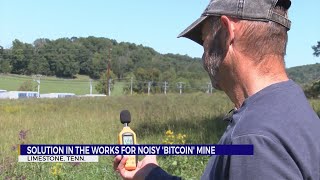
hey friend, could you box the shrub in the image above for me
[18,80,36,91]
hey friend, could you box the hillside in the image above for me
[0,37,211,94]
[0,37,208,80]
[287,63,320,85]
[1,36,319,92]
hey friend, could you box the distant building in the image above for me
[80,94,107,97]
[0,91,38,99]
[40,93,75,98]
[84,94,107,97]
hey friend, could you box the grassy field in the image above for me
[0,74,126,96]
[0,93,319,179]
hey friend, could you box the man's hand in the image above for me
[113,155,159,180]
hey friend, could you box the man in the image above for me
[114,0,320,179]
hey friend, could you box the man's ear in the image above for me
[220,16,235,45]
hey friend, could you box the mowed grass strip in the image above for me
[0,74,99,95]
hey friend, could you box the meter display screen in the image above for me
[123,135,134,145]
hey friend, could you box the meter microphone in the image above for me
[118,110,138,171]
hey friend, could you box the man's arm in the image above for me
[145,166,181,180]
[228,135,303,180]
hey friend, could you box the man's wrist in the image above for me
[145,165,181,180]
[142,164,159,179]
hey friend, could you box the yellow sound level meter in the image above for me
[118,110,138,171]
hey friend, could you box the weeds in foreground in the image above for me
[0,94,318,179]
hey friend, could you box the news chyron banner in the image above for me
[18,144,254,162]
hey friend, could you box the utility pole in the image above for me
[108,78,112,96]
[164,81,168,95]
[130,77,133,95]
[90,79,93,95]
[177,82,184,95]
[207,82,211,94]
[147,81,152,96]
[106,48,112,96]
[33,74,42,98]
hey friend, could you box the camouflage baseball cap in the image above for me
[178,0,291,45]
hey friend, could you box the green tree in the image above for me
[287,63,320,85]
[77,45,92,75]
[304,80,320,99]
[95,71,116,94]
[44,38,80,77]
[0,46,12,73]
[87,52,107,79]
[27,51,50,75]
[312,41,320,57]
[0,59,12,73]
[10,39,34,74]
[33,38,50,48]
[112,54,134,79]
[18,80,36,91]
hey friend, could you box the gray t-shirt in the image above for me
[202,80,320,180]
[146,80,320,180]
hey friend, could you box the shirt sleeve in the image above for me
[145,166,182,180]
[227,134,303,180]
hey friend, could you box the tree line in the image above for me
[1,37,319,96]
[0,37,210,93]
[304,41,320,98]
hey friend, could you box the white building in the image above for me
[0,89,7,93]
[78,94,107,97]
[40,93,75,98]
[0,91,38,99]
